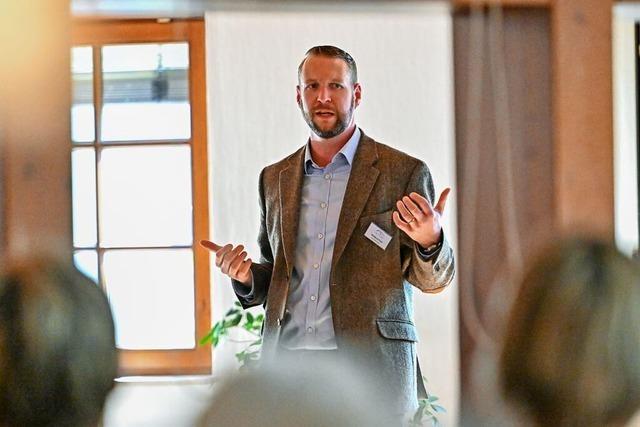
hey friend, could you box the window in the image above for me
[70,20,210,375]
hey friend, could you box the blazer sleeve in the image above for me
[400,160,455,293]
[231,168,274,308]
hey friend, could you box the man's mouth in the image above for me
[314,110,335,118]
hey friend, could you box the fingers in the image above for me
[396,199,415,224]
[408,192,433,215]
[434,188,451,214]
[220,245,245,274]
[200,240,222,252]
[214,244,233,267]
[236,258,253,283]
[399,195,425,222]
[228,251,250,278]
[392,211,412,233]
[202,240,252,282]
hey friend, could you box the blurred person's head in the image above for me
[0,258,117,427]
[500,238,640,427]
[199,353,391,427]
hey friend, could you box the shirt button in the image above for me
[320,202,327,209]
[317,233,324,239]
[324,173,331,180]
[307,327,313,333]
[313,263,319,269]
[310,295,317,301]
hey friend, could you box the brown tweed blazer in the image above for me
[233,131,455,414]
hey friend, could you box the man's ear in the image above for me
[353,83,362,108]
[296,85,302,106]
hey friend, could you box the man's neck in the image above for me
[309,123,357,168]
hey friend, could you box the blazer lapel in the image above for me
[279,146,305,278]
[331,134,380,268]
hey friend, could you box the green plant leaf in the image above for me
[432,404,446,414]
[199,328,214,346]
[224,313,242,328]
[224,306,241,317]
[199,302,266,369]
[411,404,426,424]
[248,338,262,347]
[235,351,247,363]
[211,322,227,347]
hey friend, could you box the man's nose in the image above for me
[316,86,331,103]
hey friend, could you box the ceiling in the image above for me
[71,0,441,18]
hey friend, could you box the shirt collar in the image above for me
[304,127,361,172]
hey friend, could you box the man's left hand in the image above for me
[392,188,451,248]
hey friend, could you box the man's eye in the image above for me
[306,83,318,90]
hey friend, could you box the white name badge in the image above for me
[364,222,392,250]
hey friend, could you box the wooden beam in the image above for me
[551,0,615,238]
[0,1,72,260]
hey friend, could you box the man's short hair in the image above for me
[297,45,358,85]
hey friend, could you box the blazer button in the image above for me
[331,283,337,287]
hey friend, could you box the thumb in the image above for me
[435,187,451,214]
[200,240,222,252]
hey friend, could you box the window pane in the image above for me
[74,250,99,284]
[101,43,191,142]
[71,46,95,143]
[72,148,98,247]
[103,249,195,349]
[98,145,193,247]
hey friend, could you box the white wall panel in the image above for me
[206,5,458,424]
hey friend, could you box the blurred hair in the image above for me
[297,45,358,85]
[198,353,391,427]
[500,238,640,427]
[0,258,117,427]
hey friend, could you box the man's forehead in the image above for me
[299,56,351,81]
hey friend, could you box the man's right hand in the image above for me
[200,240,253,287]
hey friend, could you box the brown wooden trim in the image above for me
[452,0,550,8]
[188,20,212,373]
[119,348,210,376]
[551,0,614,238]
[71,19,201,45]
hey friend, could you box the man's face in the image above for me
[296,55,361,139]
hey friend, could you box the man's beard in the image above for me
[300,101,355,139]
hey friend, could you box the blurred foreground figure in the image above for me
[501,239,640,427]
[0,258,118,427]
[198,353,392,427]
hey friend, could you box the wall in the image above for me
[205,3,459,424]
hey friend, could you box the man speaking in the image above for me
[202,45,455,417]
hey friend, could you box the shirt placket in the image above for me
[304,166,332,346]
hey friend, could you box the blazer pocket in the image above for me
[376,319,418,342]
[359,209,395,235]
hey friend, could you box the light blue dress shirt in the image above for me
[279,127,361,350]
